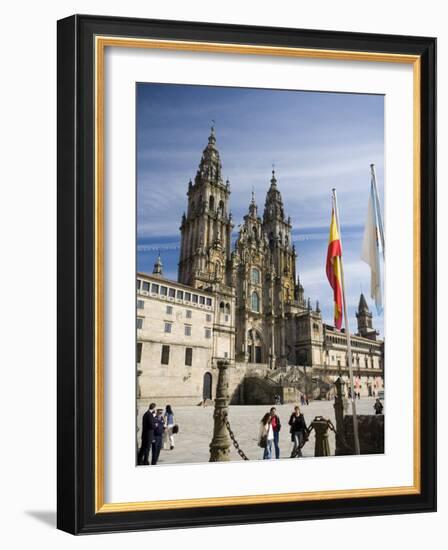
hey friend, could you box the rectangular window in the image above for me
[225,314,229,322]
[185,347,193,366]
[224,351,228,358]
[185,292,191,301]
[137,300,145,309]
[160,286,167,296]
[137,318,144,329]
[186,310,192,319]
[205,328,211,339]
[161,345,170,365]
[206,298,212,306]
[206,313,212,322]
[184,325,192,336]
[176,290,184,300]
[192,294,198,303]
[168,288,176,298]
[136,342,142,363]
[199,296,205,305]
[151,283,159,294]
[164,322,172,333]
[142,281,150,292]
[166,305,173,315]
[137,280,141,289]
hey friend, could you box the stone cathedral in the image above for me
[136,127,384,405]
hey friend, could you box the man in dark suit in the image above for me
[137,402,156,465]
[151,408,165,465]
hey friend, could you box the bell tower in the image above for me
[262,170,297,366]
[356,293,377,340]
[263,170,297,295]
[178,126,233,288]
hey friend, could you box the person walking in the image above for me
[151,408,165,465]
[269,407,282,459]
[137,402,156,465]
[374,398,384,415]
[288,405,308,458]
[259,412,274,459]
[163,404,175,450]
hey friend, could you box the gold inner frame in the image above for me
[94,36,421,514]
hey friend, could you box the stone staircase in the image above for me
[266,366,335,400]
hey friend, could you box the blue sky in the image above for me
[137,83,384,336]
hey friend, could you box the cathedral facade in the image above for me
[136,127,384,405]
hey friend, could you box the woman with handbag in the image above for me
[163,404,176,450]
[258,412,274,459]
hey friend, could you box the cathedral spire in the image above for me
[264,168,286,223]
[248,187,258,217]
[194,124,224,187]
[152,252,163,277]
[295,274,305,304]
[358,293,370,313]
[356,293,377,339]
[208,121,216,145]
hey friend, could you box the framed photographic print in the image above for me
[57,15,436,534]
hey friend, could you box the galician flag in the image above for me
[326,205,343,329]
[361,165,385,315]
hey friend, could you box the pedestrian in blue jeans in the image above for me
[269,407,282,459]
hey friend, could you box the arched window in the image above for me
[219,301,225,312]
[225,303,231,314]
[251,267,260,284]
[251,292,260,312]
[218,200,225,215]
[209,195,215,211]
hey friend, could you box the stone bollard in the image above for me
[209,360,232,462]
[333,376,350,455]
[311,416,331,457]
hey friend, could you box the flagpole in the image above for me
[332,188,361,455]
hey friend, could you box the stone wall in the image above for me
[337,414,384,455]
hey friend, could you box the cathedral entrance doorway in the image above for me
[248,329,263,364]
[203,372,212,400]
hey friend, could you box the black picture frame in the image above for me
[57,14,436,534]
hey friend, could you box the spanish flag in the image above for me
[326,206,343,329]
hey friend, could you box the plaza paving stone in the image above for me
[137,397,383,466]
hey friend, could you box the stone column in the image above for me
[209,361,232,462]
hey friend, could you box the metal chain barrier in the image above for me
[221,412,250,461]
[290,425,313,458]
[290,417,338,458]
